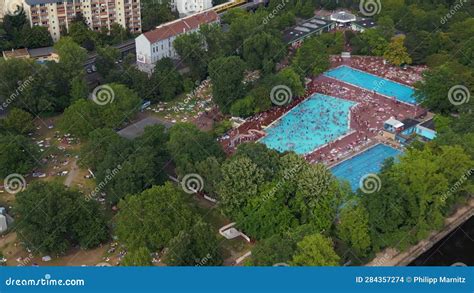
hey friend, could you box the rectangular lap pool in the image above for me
[324,65,417,104]
[260,93,355,154]
[331,144,402,191]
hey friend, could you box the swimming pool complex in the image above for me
[260,93,355,154]
[331,144,402,191]
[324,65,417,105]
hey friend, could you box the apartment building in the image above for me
[23,0,142,41]
[135,10,219,73]
[171,0,213,17]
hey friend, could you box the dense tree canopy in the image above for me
[116,183,193,252]
[15,181,108,255]
[167,123,225,176]
[208,56,247,113]
[291,234,340,266]
[0,134,39,178]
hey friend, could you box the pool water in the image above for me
[324,65,417,104]
[331,144,402,191]
[260,93,355,154]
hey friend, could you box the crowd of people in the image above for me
[220,56,426,165]
[339,56,427,86]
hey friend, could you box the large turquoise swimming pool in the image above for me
[260,93,355,154]
[331,144,402,191]
[324,66,417,104]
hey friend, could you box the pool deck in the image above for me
[324,65,417,106]
[220,55,427,166]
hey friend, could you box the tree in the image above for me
[275,67,305,97]
[148,58,183,101]
[291,37,330,80]
[243,32,285,73]
[95,46,119,77]
[350,29,388,56]
[140,1,176,31]
[383,36,412,66]
[195,156,223,199]
[375,16,395,40]
[54,37,87,78]
[60,83,141,138]
[167,123,224,175]
[290,234,340,266]
[0,134,39,177]
[174,32,208,80]
[1,108,34,134]
[234,143,280,181]
[337,203,371,257]
[98,83,141,128]
[292,163,340,230]
[164,218,223,266]
[0,58,58,113]
[115,183,193,252]
[236,187,297,240]
[122,247,152,266]
[200,23,230,59]
[414,62,473,114]
[20,26,53,48]
[59,99,101,138]
[15,181,108,255]
[218,156,264,218]
[80,128,123,169]
[317,31,345,54]
[68,18,96,51]
[208,56,246,113]
[249,234,295,266]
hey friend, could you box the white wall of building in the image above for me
[176,0,212,16]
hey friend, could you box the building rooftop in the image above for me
[142,11,219,44]
[330,11,357,23]
[2,48,30,59]
[401,118,419,130]
[420,119,436,131]
[385,117,404,129]
[282,16,335,44]
[28,46,55,58]
[353,18,377,29]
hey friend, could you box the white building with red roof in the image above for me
[135,10,219,73]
